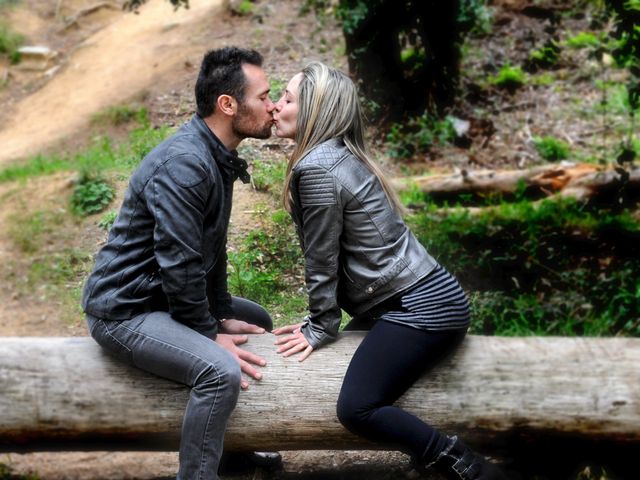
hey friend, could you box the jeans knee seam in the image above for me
[198,378,221,480]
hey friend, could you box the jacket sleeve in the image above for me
[294,164,344,349]
[206,245,234,319]
[148,153,218,338]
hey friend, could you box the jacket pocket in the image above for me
[364,259,407,295]
[342,264,359,286]
[131,270,161,297]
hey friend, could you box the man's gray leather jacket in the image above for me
[82,115,249,338]
[289,138,438,348]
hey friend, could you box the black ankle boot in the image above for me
[430,436,508,480]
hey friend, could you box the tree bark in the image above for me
[341,0,460,120]
[394,164,640,202]
[1,334,638,453]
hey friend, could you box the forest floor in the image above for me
[0,0,632,478]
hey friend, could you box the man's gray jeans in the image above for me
[87,311,240,480]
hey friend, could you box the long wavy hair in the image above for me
[282,62,403,213]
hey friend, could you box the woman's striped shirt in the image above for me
[380,264,471,331]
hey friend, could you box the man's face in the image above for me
[232,64,275,140]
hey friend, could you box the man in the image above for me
[82,47,277,479]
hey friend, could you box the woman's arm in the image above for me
[290,163,345,349]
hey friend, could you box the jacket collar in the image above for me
[189,114,251,184]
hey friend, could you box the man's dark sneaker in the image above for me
[218,451,283,475]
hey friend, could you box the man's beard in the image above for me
[232,102,272,140]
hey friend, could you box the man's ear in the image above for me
[216,94,237,116]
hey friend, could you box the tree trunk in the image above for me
[394,164,640,203]
[342,0,460,120]
[1,334,638,453]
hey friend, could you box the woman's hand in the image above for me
[273,323,314,362]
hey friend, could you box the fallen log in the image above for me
[394,163,640,202]
[0,335,638,453]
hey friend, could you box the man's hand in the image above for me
[215,333,266,389]
[273,323,314,362]
[220,319,266,335]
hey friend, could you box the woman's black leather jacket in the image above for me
[289,138,437,348]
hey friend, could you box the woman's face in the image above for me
[273,73,303,139]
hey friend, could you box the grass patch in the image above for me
[0,110,172,184]
[0,461,40,480]
[251,158,287,198]
[28,248,94,323]
[5,201,94,324]
[408,197,640,337]
[91,105,149,127]
[269,78,287,102]
[596,81,640,116]
[0,22,23,63]
[28,249,93,289]
[0,154,74,183]
[98,209,118,231]
[7,209,66,253]
[228,206,307,326]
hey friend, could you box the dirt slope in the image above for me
[0,0,223,165]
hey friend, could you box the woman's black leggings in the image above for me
[336,320,466,462]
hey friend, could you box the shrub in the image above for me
[527,40,561,70]
[489,65,526,91]
[71,174,115,216]
[458,0,493,36]
[386,113,456,158]
[534,135,570,161]
[227,250,278,304]
[0,22,23,64]
[565,31,601,49]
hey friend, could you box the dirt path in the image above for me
[0,0,223,165]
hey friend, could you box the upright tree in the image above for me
[336,0,462,122]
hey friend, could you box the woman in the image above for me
[271,62,506,480]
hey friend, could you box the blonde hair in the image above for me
[282,62,403,213]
